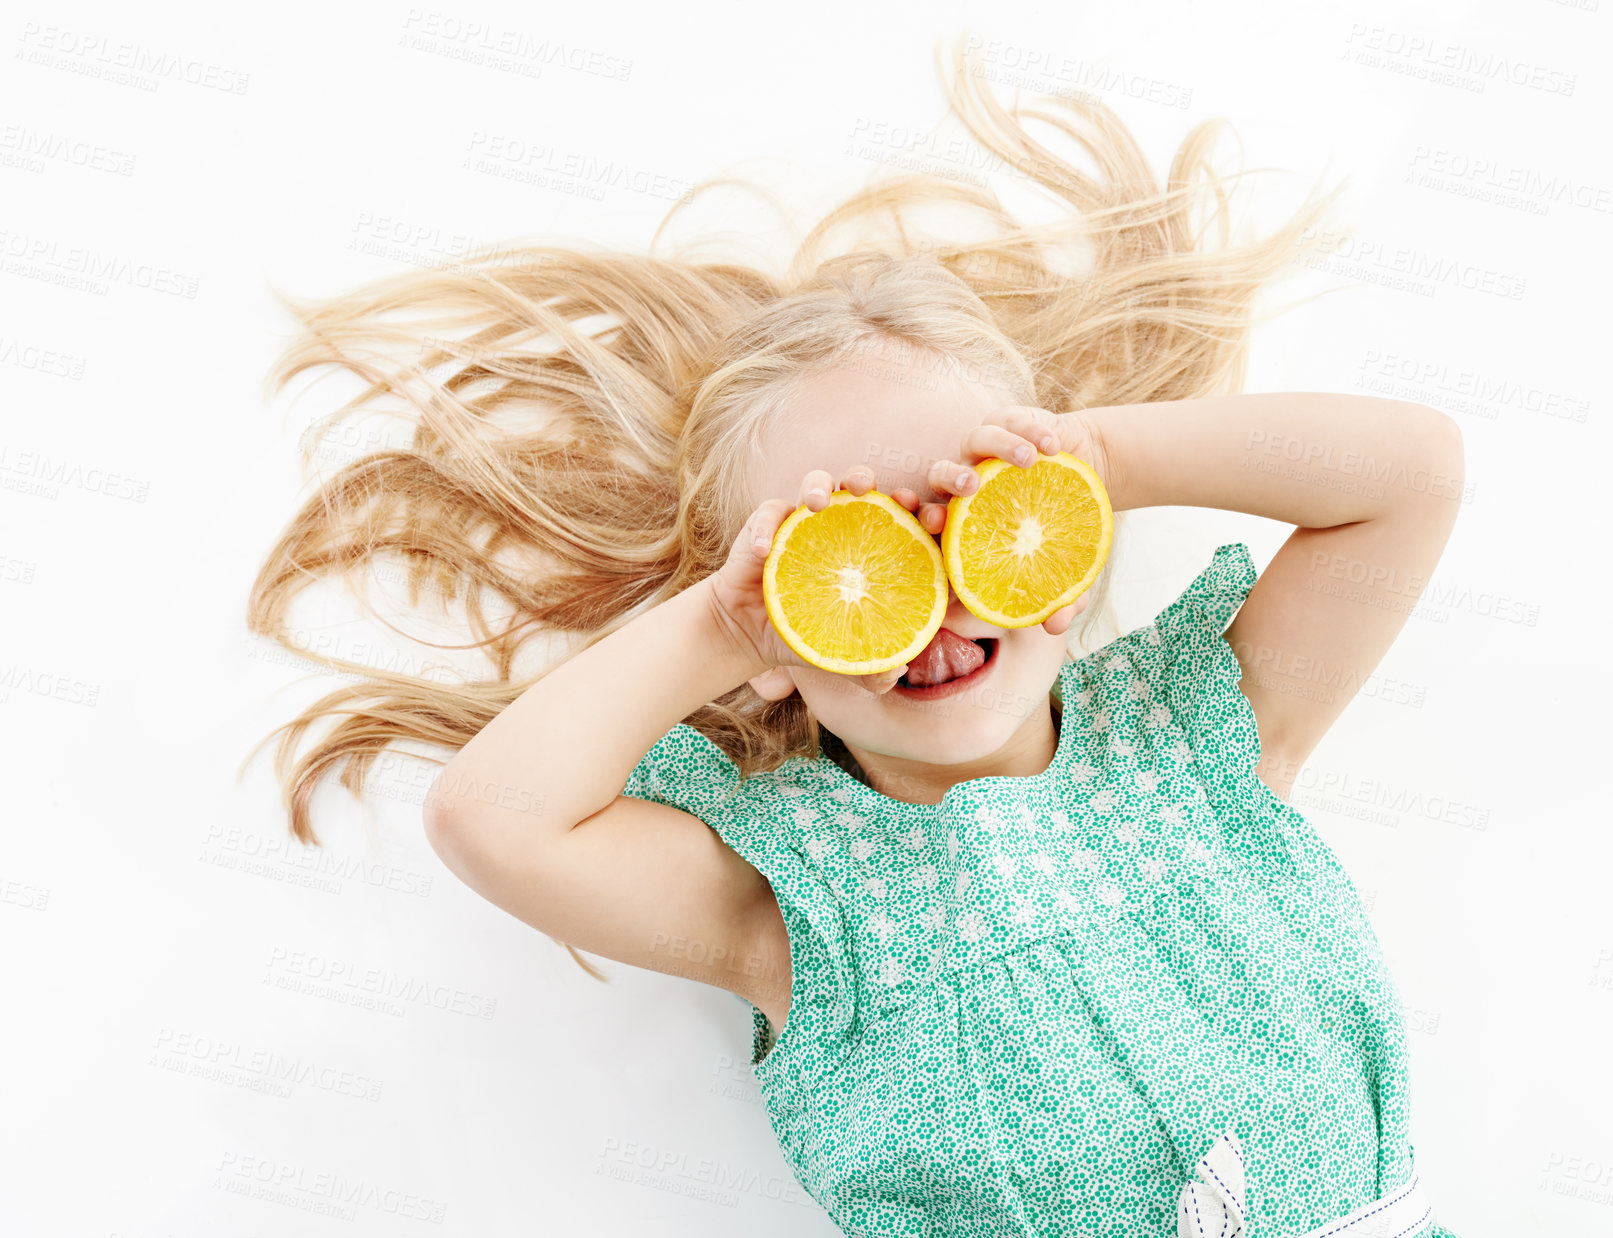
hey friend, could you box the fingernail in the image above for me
[1014,445,1034,465]
[956,471,972,490]
[1041,436,1058,453]
[753,537,769,553]
[807,487,825,502]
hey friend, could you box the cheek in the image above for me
[993,631,1071,701]
[790,667,881,727]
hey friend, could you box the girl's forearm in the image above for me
[1076,393,1464,526]
[426,576,768,839]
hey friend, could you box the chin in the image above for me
[835,700,1029,768]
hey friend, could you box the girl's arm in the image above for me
[1072,393,1465,801]
[423,574,796,1021]
[420,466,927,1030]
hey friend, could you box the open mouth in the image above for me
[893,633,999,700]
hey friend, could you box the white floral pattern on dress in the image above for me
[956,910,988,943]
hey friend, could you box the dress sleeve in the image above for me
[1124,542,1263,802]
[622,724,857,1091]
[621,721,744,820]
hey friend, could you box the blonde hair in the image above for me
[244,37,1343,976]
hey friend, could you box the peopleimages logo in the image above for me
[0,445,150,502]
[16,23,251,94]
[150,1027,385,1102]
[1294,227,1527,301]
[263,948,497,1020]
[0,124,137,175]
[213,1151,447,1223]
[398,12,633,83]
[0,229,200,299]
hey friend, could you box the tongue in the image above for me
[904,628,985,687]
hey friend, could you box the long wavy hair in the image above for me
[242,35,1345,976]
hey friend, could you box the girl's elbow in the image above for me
[422,776,467,863]
[1408,402,1465,473]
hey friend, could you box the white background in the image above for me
[3,0,1610,1235]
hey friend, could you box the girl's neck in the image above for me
[832,696,1062,807]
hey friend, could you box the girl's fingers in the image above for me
[797,465,876,512]
[839,464,877,496]
[798,468,835,510]
[797,408,1062,522]
[962,422,1043,468]
[925,430,1045,500]
[1041,592,1092,633]
[746,499,792,560]
[893,487,948,536]
[985,406,1063,456]
[856,665,907,695]
[1041,603,1077,635]
[926,456,979,498]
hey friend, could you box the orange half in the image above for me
[941,452,1113,628]
[762,491,948,675]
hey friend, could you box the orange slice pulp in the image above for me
[941,452,1113,628]
[762,491,948,675]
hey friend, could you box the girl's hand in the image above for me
[887,405,1112,637]
[704,464,916,697]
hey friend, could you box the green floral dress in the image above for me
[623,543,1457,1238]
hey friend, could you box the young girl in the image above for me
[248,40,1463,1238]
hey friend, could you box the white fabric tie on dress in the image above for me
[1177,1129,1436,1238]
